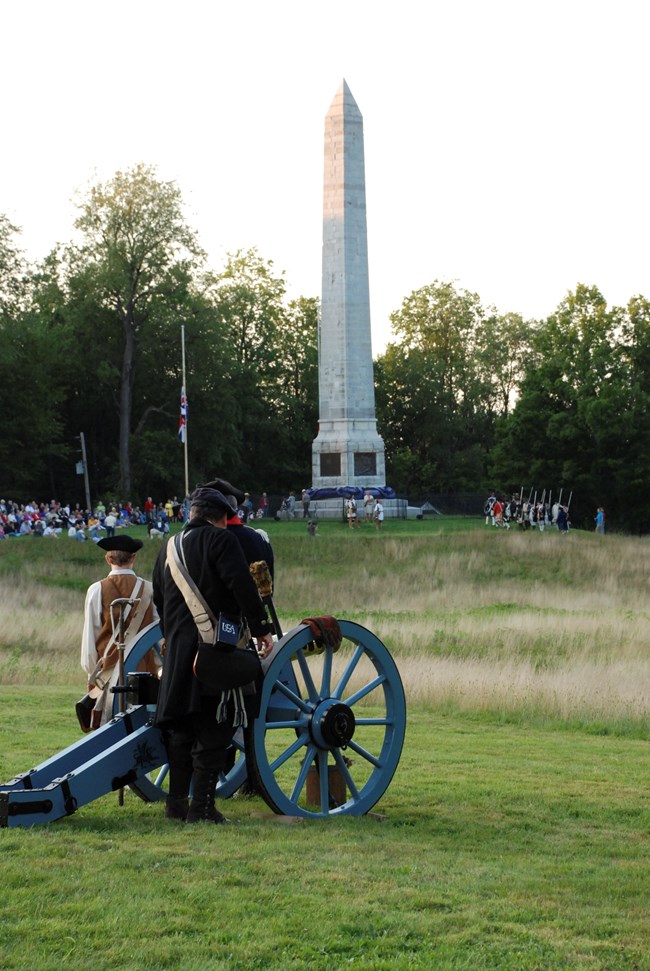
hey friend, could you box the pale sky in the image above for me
[2,1,649,354]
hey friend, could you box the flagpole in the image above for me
[181,325,189,499]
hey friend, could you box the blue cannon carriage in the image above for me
[1,619,406,827]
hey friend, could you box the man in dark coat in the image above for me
[201,476,276,793]
[203,476,275,581]
[153,487,273,824]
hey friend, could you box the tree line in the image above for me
[1,165,648,531]
[0,165,318,506]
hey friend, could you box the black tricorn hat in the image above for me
[189,487,232,519]
[202,477,245,505]
[97,535,143,554]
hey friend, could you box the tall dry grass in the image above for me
[397,654,650,723]
[0,576,85,683]
[275,525,650,728]
[1,523,649,728]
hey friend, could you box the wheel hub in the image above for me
[310,700,356,750]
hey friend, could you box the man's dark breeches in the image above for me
[164,695,235,774]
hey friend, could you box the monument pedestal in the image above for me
[312,420,385,490]
[306,496,406,521]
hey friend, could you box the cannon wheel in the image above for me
[244,620,406,818]
[116,622,247,802]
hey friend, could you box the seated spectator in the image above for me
[68,523,86,541]
[147,519,169,540]
[87,515,104,541]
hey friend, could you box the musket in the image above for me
[528,486,533,503]
[567,491,573,510]
[110,597,139,807]
[558,488,563,507]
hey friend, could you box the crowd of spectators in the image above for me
[0,496,188,541]
[0,489,297,541]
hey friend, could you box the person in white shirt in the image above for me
[79,535,159,730]
[363,490,375,523]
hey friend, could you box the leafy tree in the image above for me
[376,281,494,494]
[0,215,28,319]
[615,295,650,531]
[206,249,316,491]
[0,231,73,498]
[152,289,244,498]
[475,311,535,418]
[491,284,626,525]
[262,295,319,489]
[69,164,205,496]
[210,248,286,371]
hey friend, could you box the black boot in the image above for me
[186,769,229,824]
[165,796,189,821]
[164,736,194,822]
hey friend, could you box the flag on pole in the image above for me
[178,387,187,444]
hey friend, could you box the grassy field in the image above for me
[2,516,649,734]
[1,517,649,969]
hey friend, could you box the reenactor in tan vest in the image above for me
[79,535,159,730]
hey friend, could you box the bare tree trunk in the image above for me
[119,316,135,497]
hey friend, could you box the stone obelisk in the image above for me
[311,80,386,489]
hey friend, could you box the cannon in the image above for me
[0,619,406,827]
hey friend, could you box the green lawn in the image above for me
[1,687,649,971]
[1,517,649,969]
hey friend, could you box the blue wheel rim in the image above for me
[248,620,406,818]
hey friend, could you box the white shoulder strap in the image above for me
[166,533,216,644]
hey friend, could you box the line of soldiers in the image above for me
[484,493,571,533]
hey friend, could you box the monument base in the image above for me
[312,422,386,490]
[301,497,407,522]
